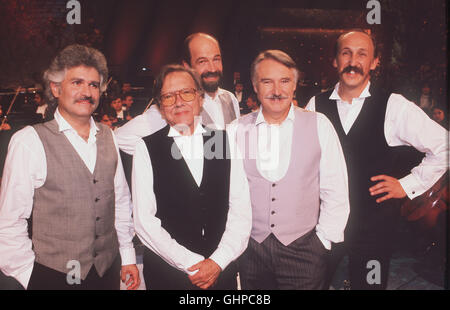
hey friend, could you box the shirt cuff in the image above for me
[315,231,332,250]
[208,251,230,272]
[184,254,206,276]
[16,264,34,290]
[399,173,426,200]
[119,247,137,266]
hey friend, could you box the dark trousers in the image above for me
[27,256,121,290]
[238,230,329,290]
[143,248,238,290]
[325,240,393,290]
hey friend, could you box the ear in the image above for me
[50,82,61,98]
[370,56,380,71]
[252,81,258,94]
[333,58,338,69]
[182,61,191,69]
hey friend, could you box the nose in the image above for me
[273,82,282,96]
[174,93,185,107]
[205,60,215,72]
[349,53,358,66]
[80,82,92,97]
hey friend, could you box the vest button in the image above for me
[93,252,97,258]
[93,179,98,184]
[96,217,100,221]
[95,198,100,202]
[271,224,275,228]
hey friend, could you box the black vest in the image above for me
[315,86,402,242]
[143,125,230,257]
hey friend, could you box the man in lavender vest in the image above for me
[0,45,139,290]
[229,50,350,289]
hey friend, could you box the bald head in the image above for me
[182,33,221,66]
[335,30,378,58]
[182,33,223,95]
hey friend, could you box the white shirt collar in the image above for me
[255,103,295,126]
[54,107,99,134]
[330,81,371,101]
[168,121,206,138]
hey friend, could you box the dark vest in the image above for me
[315,86,401,242]
[143,125,230,258]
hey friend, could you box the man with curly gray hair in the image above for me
[0,45,140,290]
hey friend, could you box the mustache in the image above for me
[341,65,364,75]
[201,71,221,79]
[76,96,95,104]
[265,94,289,100]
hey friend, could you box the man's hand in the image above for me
[121,264,140,290]
[369,175,407,203]
[187,259,221,290]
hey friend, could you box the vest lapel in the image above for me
[218,91,236,124]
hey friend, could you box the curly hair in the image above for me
[43,44,108,108]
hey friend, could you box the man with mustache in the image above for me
[0,45,140,290]
[229,50,350,289]
[306,30,448,289]
[115,33,240,155]
[131,64,251,289]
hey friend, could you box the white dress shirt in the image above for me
[306,82,449,200]
[115,88,240,155]
[36,103,48,118]
[228,104,350,249]
[132,122,252,275]
[0,108,136,289]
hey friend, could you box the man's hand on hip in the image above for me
[369,174,407,203]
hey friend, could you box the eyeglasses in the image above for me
[159,88,198,107]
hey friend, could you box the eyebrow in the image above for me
[70,78,100,84]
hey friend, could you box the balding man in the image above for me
[115,33,240,154]
[306,30,448,290]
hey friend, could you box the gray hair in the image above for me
[43,44,108,107]
[250,50,299,85]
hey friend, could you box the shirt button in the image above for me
[272,198,276,201]
[271,224,275,228]
[271,211,276,215]
[412,191,415,195]
[272,183,276,187]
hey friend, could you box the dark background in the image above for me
[0,0,447,107]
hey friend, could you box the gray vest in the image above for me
[32,119,119,279]
[201,90,237,128]
[237,108,321,246]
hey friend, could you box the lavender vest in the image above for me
[237,107,321,246]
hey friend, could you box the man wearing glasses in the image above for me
[115,33,240,155]
[131,64,251,290]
